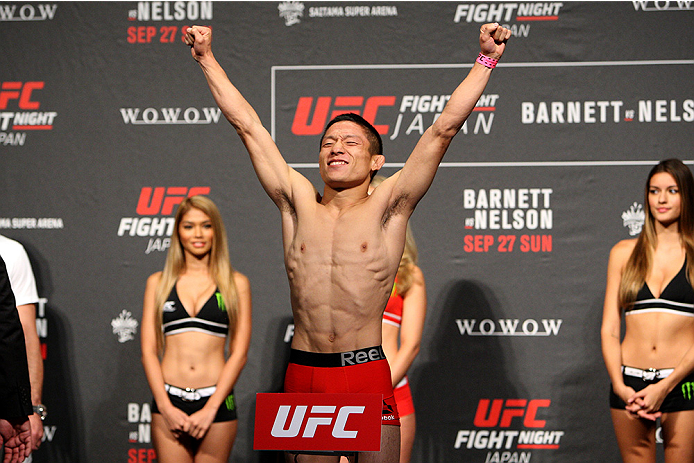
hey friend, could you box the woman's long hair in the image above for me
[619,159,694,307]
[370,175,419,295]
[153,195,239,353]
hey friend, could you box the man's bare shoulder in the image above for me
[279,169,321,210]
[370,177,414,229]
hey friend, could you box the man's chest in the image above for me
[290,210,388,264]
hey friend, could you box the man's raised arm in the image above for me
[392,22,511,211]
[185,26,295,205]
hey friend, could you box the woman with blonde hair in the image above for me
[141,195,251,463]
[601,159,694,462]
[372,175,427,463]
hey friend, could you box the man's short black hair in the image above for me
[320,113,383,156]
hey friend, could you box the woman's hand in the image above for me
[614,383,661,421]
[626,382,668,421]
[159,404,190,439]
[185,405,217,440]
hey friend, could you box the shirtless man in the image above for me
[186,23,510,463]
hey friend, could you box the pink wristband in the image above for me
[476,53,498,69]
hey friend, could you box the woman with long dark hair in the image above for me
[602,159,694,462]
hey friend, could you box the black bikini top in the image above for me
[627,260,694,317]
[162,284,229,337]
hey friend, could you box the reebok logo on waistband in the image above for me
[340,346,386,366]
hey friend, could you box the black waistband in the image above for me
[289,345,386,368]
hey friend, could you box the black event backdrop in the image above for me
[1,1,693,462]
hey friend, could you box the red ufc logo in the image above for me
[254,393,381,452]
[0,82,44,110]
[136,187,211,215]
[291,96,396,135]
[473,399,550,428]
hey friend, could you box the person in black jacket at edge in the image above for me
[0,255,32,463]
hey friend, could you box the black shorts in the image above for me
[610,369,694,413]
[152,387,237,422]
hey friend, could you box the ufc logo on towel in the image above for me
[254,393,382,452]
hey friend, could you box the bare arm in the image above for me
[185,26,310,208]
[388,266,426,387]
[187,272,252,439]
[16,304,43,449]
[392,23,511,214]
[600,242,631,399]
[140,273,190,436]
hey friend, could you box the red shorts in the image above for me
[393,377,414,417]
[284,346,400,426]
